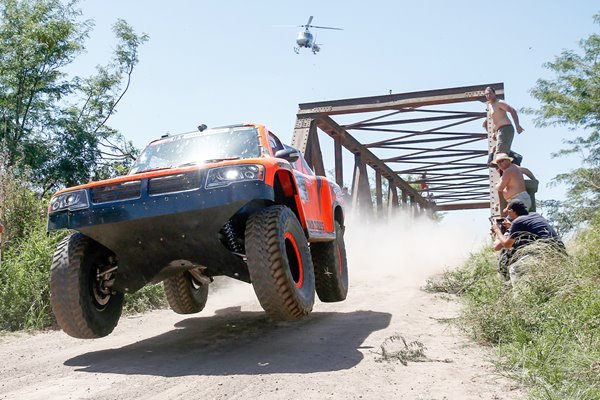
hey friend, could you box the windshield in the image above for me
[129,126,261,174]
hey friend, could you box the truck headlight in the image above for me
[206,165,265,188]
[49,189,90,213]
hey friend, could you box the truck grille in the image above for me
[148,171,203,195]
[90,180,142,203]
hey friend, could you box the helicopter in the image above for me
[293,16,342,54]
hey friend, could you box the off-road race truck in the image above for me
[47,123,348,339]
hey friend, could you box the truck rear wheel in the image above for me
[311,220,348,302]
[163,271,209,314]
[50,233,124,339]
[245,205,315,320]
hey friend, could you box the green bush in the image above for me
[0,212,68,331]
[0,175,167,333]
[123,284,167,314]
[428,219,600,400]
[0,213,167,331]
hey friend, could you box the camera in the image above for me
[490,216,507,234]
[495,218,507,234]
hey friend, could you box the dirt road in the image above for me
[0,216,524,400]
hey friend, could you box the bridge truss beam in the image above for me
[292,83,508,217]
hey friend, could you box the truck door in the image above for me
[290,156,327,236]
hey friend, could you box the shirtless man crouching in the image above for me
[483,86,524,156]
[493,153,531,210]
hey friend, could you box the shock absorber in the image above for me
[222,220,243,254]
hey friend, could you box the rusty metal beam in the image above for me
[422,174,489,182]
[305,121,325,176]
[426,184,488,191]
[395,161,487,175]
[375,170,383,217]
[348,113,485,128]
[334,138,343,187]
[298,83,505,116]
[292,82,516,213]
[313,114,429,208]
[435,202,490,211]
[387,183,399,218]
[434,192,489,199]
[350,115,485,140]
[366,134,487,148]
[384,151,487,162]
[389,183,399,207]
[344,108,486,130]
[354,154,375,218]
[291,116,313,153]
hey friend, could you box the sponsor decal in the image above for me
[307,219,325,231]
[294,172,309,201]
[315,177,323,214]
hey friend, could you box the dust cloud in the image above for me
[344,211,489,286]
[207,211,490,305]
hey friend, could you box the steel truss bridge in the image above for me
[291,82,537,219]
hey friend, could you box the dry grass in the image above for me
[426,220,600,400]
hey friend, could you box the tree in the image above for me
[0,0,147,194]
[529,12,600,230]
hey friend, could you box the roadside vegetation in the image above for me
[426,214,599,400]
[0,0,163,334]
[0,171,166,333]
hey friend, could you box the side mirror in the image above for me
[275,148,300,163]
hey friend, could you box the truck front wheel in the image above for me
[245,205,315,320]
[50,233,124,339]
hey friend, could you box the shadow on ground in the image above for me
[65,308,391,377]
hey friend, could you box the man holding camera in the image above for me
[492,199,563,288]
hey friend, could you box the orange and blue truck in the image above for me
[47,123,348,338]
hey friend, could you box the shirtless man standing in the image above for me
[493,153,531,210]
[483,86,524,155]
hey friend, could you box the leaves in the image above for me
[529,11,600,230]
[0,0,147,194]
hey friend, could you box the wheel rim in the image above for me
[92,269,111,308]
[92,265,115,309]
[284,232,304,288]
[191,278,202,290]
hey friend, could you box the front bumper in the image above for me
[48,177,274,292]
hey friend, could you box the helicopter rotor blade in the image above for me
[307,16,313,26]
[309,25,343,30]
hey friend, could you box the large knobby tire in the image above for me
[163,272,209,314]
[245,205,315,320]
[50,233,124,339]
[311,220,348,302]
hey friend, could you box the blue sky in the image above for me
[74,0,598,237]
